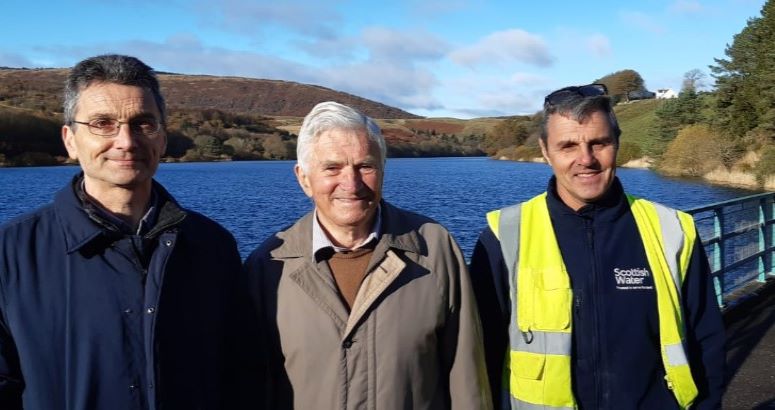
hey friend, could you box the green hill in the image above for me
[615,99,662,155]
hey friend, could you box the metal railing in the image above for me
[686,192,775,308]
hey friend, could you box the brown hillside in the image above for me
[0,68,420,119]
[402,119,465,134]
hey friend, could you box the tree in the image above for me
[193,134,225,157]
[682,69,707,93]
[710,0,775,138]
[262,134,294,159]
[653,72,704,150]
[660,124,734,176]
[482,117,533,155]
[596,69,646,103]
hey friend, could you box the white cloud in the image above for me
[361,27,449,61]
[321,61,443,111]
[295,36,359,60]
[619,11,666,35]
[440,74,550,118]
[294,27,450,111]
[449,29,554,68]
[198,0,343,39]
[32,36,317,82]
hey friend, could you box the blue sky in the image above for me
[0,0,765,118]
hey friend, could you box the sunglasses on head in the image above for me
[544,83,608,106]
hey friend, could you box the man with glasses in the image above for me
[0,54,260,409]
[470,84,724,409]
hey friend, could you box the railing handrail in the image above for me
[687,191,775,214]
[685,191,775,308]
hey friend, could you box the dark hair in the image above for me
[63,54,166,126]
[540,92,621,145]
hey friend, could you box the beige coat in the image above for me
[245,201,491,410]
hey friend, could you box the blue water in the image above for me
[0,158,759,258]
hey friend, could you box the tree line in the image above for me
[0,106,488,166]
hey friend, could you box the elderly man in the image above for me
[469,84,725,409]
[245,101,491,409]
[0,55,259,409]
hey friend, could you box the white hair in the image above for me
[296,101,387,172]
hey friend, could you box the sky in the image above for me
[0,0,766,119]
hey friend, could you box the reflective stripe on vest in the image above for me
[486,193,698,409]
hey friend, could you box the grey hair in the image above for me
[63,54,166,126]
[540,94,621,145]
[296,101,387,172]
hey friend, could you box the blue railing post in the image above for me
[771,197,775,277]
[714,207,725,307]
[760,198,771,282]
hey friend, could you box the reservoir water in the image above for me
[0,157,759,258]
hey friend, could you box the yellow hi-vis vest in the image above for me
[486,193,699,409]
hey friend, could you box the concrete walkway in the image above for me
[723,280,775,409]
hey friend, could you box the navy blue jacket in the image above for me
[0,176,262,409]
[469,178,725,409]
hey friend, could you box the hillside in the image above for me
[0,68,497,166]
[0,68,420,119]
[615,99,661,154]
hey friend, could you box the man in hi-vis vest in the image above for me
[469,84,724,409]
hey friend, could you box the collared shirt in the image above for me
[78,178,159,235]
[312,205,382,262]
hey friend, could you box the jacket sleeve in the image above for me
[222,239,265,410]
[0,229,23,409]
[243,247,293,410]
[681,239,725,410]
[469,226,510,408]
[0,295,23,408]
[443,231,493,410]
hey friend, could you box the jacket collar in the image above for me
[546,176,630,221]
[271,200,424,260]
[55,173,187,253]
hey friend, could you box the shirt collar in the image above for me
[312,205,382,260]
[78,178,159,236]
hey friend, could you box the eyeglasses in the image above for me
[72,118,162,137]
[544,83,608,106]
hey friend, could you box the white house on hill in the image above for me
[656,88,678,99]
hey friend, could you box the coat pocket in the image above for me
[518,267,572,331]
[511,350,545,380]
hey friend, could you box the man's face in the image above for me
[62,83,166,198]
[540,110,618,210]
[295,128,383,238]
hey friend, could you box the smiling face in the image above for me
[540,110,618,210]
[295,127,383,244]
[62,83,166,199]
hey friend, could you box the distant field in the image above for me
[270,116,502,139]
[614,99,662,155]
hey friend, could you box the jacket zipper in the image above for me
[586,218,603,409]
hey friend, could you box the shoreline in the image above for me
[3,155,772,192]
[494,155,773,192]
